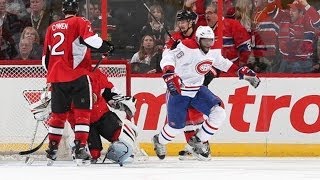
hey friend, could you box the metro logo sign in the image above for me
[229,86,320,133]
[133,93,166,130]
[133,86,320,134]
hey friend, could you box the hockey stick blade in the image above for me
[19,134,48,155]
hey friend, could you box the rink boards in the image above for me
[1,75,320,156]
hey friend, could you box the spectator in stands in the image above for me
[203,3,252,67]
[211,0,236,18]
[0,23,18,59]
[298,0,320,30]
[140,4,168,51]
[14,38,37,60]
[130,35,161,73]
[0,0,23,44]
[277,2,317,73]
[235,0,253,33]
[21,0,53,44]
[20,26,42,59]
[313,37,320,72]
[79,2,94,20]
[6,1,27,18]
[252,0,287,72]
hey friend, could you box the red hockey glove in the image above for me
[162,73,181,96]
[237,66,261,88]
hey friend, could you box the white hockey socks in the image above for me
[197,105,226,142]
[158,124,184,144]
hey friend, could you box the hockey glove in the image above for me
[108,95,137,118]
[30,91,52,121]
[162,73,181,96]
[237,66,261,88]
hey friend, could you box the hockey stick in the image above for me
[139,0,175,42]
[20,89,50,158]
[19,134,49,155]
[24,120,40,163]
[92,41,115,72]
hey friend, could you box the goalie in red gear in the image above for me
[42,0,114,166]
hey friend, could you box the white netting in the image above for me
[0,62,130,160]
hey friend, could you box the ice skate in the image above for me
[46,141,58,166]
[187,136,211,161]
[74,140,91,166]
[152,134,166,160]
[178,144,196,160]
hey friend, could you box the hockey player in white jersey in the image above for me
[152,26,260,160]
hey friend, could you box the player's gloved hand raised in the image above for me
[162,73,182,96]
[102,42,115,58]
[237,66,261,88]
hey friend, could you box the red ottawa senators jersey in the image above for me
[68,69,115,127]
[42,16,97,83]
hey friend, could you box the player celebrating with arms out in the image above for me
[42,0,113,166]
[152,26,260,160]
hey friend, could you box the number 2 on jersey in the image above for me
[51,32,65,56]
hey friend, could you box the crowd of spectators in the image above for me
[1,0,320,74]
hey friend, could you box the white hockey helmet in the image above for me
[195,26,215,44]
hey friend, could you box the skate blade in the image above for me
[75,159,91,166]
[47,159,55,166]
[186,146,211,161]
[25,157,35,165]
[178,154,196,161]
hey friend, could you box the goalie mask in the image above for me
[105,118,137,166]
[106,141,134,166]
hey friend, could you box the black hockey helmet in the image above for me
[176,10,197,21]
[62,0,79,15]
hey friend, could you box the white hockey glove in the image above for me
[30,91,52,121]
[108,95,137,118]
[237,66,261,88]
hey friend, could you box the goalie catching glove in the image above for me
[108,95,137,118]
[237,66,261,88]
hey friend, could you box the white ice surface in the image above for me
[1,157,320,180]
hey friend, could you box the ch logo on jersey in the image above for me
[195,60,212,75]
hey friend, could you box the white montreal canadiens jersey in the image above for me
[160,39,233,97]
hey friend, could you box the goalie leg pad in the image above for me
[105,118,138,165]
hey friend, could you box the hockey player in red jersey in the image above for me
[67,69,138,166]
[164,10,197,54]
[152,26,260,161]
[30,69,138,166]
[42,0,114,166]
